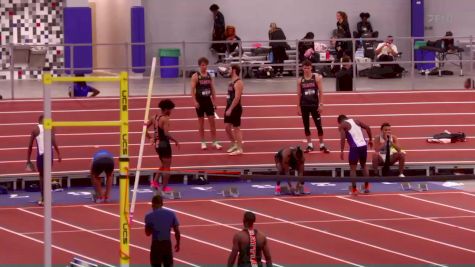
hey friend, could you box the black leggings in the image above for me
[300,106,323,136]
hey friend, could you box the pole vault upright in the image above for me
[42,72,130,267]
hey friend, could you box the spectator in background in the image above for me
[335,11,353,61]
[69,74,100,97]
[355,12,377,38]
[336,56,353,91]
[375,35,404,74]
[225,25,242,57]
[298,32,315,63]
[375,35,399,61]
[336,11,351,39]
[269,22,289,77]
[210,4,226,54]
[442,31,455,52]
[464,78,474,89]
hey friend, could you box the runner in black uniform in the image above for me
[227,211,273,267]
[191,57,222,150]
[297,59,330,153]
[146,99,179,193]
[274,146,308,195]
[224,64,244,155]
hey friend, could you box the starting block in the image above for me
[279,185,292,195]
[400,182,429,192]
[220,187,239,198]
[417,183,429,191]
[294,184,310,195]
[160,190,182,200]
[400,182,412,191]
[70,257,98,267]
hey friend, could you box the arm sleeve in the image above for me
[145,214,153,229]
[173,213,180,226]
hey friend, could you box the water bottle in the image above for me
[183,175,188,185]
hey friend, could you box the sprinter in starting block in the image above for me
[274,146,309,195]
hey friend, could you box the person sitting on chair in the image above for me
[375,36,405,74]
[298,32,316,64]
[375,35,399,62]
[354,12,378,38]
[225,25,242,57]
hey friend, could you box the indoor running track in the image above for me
[1,90,475,176]
[1,191,475,265]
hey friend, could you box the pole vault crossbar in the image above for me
[42,72,130,267]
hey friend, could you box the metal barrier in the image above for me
[1,35,474,98]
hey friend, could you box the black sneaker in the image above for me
[305,146,314,153]
[320,146,330,153]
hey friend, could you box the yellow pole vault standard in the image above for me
[42,72,130,267]
[119,71,130,266]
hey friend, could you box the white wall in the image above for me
[89,0,142,71]
[425,0,475,38]
[143,0,412,66]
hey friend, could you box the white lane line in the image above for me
[401,194,475,214]
[2,112,475,126]
[2,161,475,178]
[4,124,475,138]
[2,147,475,165]
[214,200,446,267]
[18,208,200,267]
[338,196,475,235]
[278,198,475,255]
[1,101,475,115]
[89,205,363,267]
[2,124,475,139]
[3,136,474,151]
[83,205,282,267]
[0,90,471,103]
[0,224,116,267]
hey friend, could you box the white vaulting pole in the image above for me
[130,57,157,223]
[42,75,53,267]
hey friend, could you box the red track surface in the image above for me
[1,90,475,176]
[1,191,475,265]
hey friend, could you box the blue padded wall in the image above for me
[64,7,93,74]
[131,6,146,73]
[411,0,424,38]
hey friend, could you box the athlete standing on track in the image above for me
[338,114,372,195]
[225,64,244,156]
[26,115,62,205]
[145,195,181,267]
[146,99,179,193]
[227,211,273,267]
[297,59,330,153]
[191,57,222,150]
